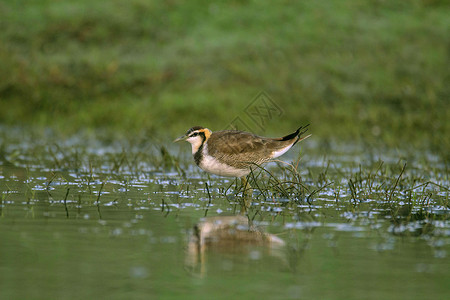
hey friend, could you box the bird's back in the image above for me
[206,130,296,169]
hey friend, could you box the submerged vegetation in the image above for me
[1,132,448,238]
[2,88,448,296]
[0,125,448,299]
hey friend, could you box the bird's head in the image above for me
[174,126,212,154]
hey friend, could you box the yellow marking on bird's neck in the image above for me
[200,128,212,140]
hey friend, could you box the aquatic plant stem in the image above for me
[96,182,104,219]
[387,163,407,204]
[204,182,212,217]
[63,187,70,218]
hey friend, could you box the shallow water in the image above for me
[0,134,449,299]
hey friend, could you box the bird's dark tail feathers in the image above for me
[280,124,311,145]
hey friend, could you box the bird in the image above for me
[174,124,310,183]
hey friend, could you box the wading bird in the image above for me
[174,125,310,209]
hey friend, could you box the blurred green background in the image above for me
[1,0,449,151]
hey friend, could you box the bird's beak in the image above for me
[173,135,187,143]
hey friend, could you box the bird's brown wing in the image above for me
[207,130,295,168]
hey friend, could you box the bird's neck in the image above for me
[192,133,208,166]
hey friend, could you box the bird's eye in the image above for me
[190,132,198,137]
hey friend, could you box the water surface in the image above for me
[0,134,449,299]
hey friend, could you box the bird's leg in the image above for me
[240,176,253,214]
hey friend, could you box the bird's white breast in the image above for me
[199,144,250,177]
